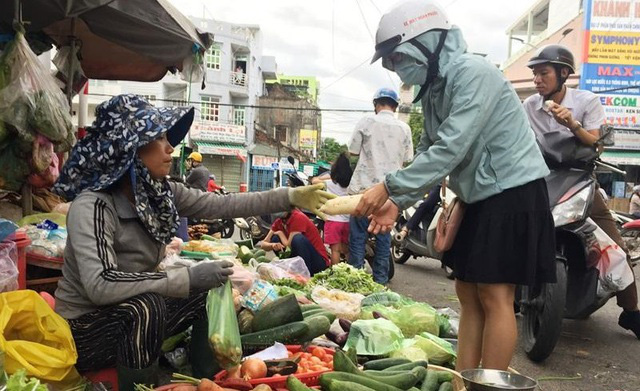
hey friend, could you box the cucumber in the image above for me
[319,373,403,391]
[326,380,377,391]
[251,294,303,332]
[436,372,454,383]
[421,371,439,391]
[362,367,424,390]
[241,320,309,345]
[303,309,336,323]
[200,234,217,241]
[286,375,315,391]
[256,255,270,263]
[346,347,358,365]
[301,304,322,312]
[363,357,411,371]
[333,349,361,373]
[253,249,267,258]
[179,250,213,259]
[238,246,253,263]
[437,382,453,391]
[234,239,254,249]
[384,360,428,372]
[408,388,420,391]
[299,315,331,342]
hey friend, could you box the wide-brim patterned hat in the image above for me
[53,94,194,201]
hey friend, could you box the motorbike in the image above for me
[620,217,640,263]
[519,125,628,362]
[390,187,455,279]
[190,187,235,239]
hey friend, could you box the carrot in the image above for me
[197,378,221,391]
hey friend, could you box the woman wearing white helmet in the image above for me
[355,0,555,371]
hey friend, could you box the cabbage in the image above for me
[361,302,439,337]
[345,319,405,356]
[413,332,456,365]
[389,339,429,362]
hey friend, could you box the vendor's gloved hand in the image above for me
[289,183,337,220]
[188,260,234,290]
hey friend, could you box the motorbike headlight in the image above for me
[551,185,592,227]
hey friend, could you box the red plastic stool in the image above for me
[38,292,119,390]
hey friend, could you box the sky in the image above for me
[169,0,538,144]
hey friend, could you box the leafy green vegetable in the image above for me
[413,332,456,365]
[307,263,386,296]
[361,302,440,337]
[274,278,305,291]
[6,369,48,391]
[389,340,429,362]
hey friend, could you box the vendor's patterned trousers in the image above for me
[68,291,208,371]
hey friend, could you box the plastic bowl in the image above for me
[460,369,537,391]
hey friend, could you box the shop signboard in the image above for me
[579,0,640,129]
[251,155,279,168]
[198,144,247,157]
[299,129,317,150]
[191,121,246,143]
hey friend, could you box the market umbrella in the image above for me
[0,0,213,81]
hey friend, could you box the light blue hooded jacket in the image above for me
[385,26,550,208]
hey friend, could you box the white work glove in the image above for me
[288,183,337,220]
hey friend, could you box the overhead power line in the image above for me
[84,92,371,113]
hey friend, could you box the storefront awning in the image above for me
[601,150,640,166]
[194,142,247,157]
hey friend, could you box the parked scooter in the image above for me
[519,125,628,362]
[191,187,235,238]
[390,186,455,279]
[620,217,640,263]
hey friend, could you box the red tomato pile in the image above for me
[287,347,333,374]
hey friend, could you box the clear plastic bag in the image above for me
[206,280,243,369]
[0,241,18,293]
[228,264,257,294]
[345,319,404,356]
[271,256,311,280]
[311,286,364,321]
[0,33,75,152]
[241,280,278,312]
[591,220,635,297]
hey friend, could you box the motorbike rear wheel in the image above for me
[621,227,640,262]
[521,260,567,362]
[391,242,411,264]
[220,219,235,239]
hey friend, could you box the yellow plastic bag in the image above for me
[0,290,78,382]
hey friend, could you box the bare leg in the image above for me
[455,280,485,371]
[329,243,341,265]
[341,243,349,263]
[477,283,517,370]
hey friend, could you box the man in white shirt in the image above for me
[523,44,640,339]
[348,88,413,284]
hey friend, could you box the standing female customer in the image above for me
[52,95,333,388]
[356,0,556,371]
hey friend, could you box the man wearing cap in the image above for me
[185,151,210,192]
[523,44,640,339]
[347,87,413,285]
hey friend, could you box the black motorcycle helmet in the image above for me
[527,44,575,99]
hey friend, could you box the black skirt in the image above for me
[442,178,556,286]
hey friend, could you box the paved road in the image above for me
[387,257,640,391]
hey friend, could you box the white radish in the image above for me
[320,194,363,215]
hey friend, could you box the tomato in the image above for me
[310,356,322,364]
[322,355,333,363]
[311,347,326,359]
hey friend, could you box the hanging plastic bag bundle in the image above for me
[590,219,635,297]
[0,32,75,152]
[206,280,243,369]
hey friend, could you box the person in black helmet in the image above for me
[523,44,640,340]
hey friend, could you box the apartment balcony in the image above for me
[229,71,249,98]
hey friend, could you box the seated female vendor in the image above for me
[52,94,334,389]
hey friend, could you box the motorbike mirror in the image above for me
[287,156,295,165]
[599,124,615,147]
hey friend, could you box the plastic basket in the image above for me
[214,345,334,388]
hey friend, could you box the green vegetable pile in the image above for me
[4,369,47,391]
[307,263,386,296]
[273,277,305,291]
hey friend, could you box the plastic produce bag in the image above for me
[345,319,404,356]
[0,33,75,152]
[206,280,243,369]
[591,221,635,297]
[270,256,311,280]
[311,286,364,321]
[437,308,459,338]
[0,241,18,293]
[413,332,457,365]
[242,280,278,312]
[228,263,257,294]
[361,302,440,337]
[0,290,80,382]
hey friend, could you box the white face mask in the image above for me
[393,57,428,85]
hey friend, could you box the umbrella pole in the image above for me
[65,17,77,111]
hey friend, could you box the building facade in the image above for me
[502,0,640,207]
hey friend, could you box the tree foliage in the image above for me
[408,111,424,153]
[319,137,348,163]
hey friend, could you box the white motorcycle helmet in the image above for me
[371,0,451,63]
[372,0,451,103]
